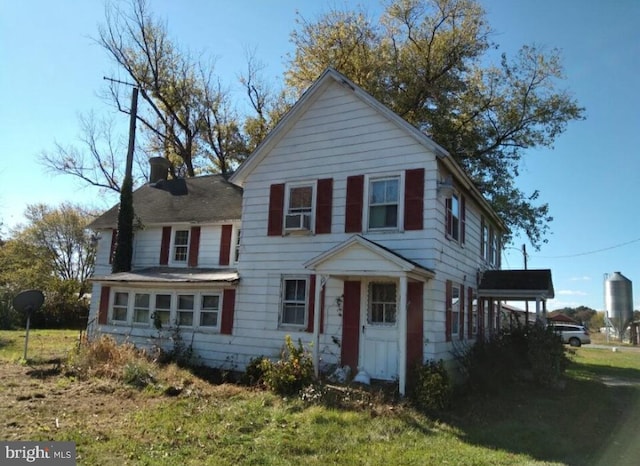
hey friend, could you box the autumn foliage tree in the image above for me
[285,0,584,247]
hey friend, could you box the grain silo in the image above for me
[605,272,634,341]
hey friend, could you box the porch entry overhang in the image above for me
[478,269,554,321]
[91,267,239,286]
[304,235,434,395]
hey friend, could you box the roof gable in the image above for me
[230,67,505,232]
[304,235,434,280]
[88,175,242,229]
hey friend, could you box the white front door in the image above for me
[360,280,399,380]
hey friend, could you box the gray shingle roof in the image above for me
[478,269,554,299]
[91,267,239,284]
[88,175,242,229]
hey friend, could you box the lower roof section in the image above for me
[91,267,239,285]
[478,269,554,300]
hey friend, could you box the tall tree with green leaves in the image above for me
[19,203,97,298]
[286,0,584,248]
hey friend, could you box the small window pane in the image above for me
[154,294,172,327]
[288,186,313,213]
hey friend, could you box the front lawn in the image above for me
[1,330,639,465]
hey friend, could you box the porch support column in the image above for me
[535,297,541,322]
[542,299,548,324]
[398,275,408,396]
[312,274,324,378]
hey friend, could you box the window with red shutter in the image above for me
[219,224,233,266]
[267,184,285,236]
[445,280,452,342]
[220,289,236,335]
[345,175,364,233]
[404,168,424,231]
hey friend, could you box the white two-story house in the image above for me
[88,68,553,394]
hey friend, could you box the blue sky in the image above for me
[1,0,638,311]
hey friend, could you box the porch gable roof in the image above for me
[304,235,434,280]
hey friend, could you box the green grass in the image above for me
[2,331,640,465]
[0,328,80,362]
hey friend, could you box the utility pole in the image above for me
[523,243,529,326]
[107,77,139,273]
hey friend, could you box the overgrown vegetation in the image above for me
[2,329,640,465]
[458,323,569,393]
[410,359,452,412]
[254,335,314,396]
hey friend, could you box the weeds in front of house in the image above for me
[255,335,315,396]
[410,359,452,412]
[457,322,570,394]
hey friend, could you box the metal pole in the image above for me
[523,244,529,326]
[23,311,31,360]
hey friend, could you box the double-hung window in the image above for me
[368,177,399,229]
[133,293,150,324]
[447,193,461,241]
[368,282,397,324]
[112,292,129,322]
[285,185,313,231]
[173,230,190,262]
[177,294,194,327]
[281,278,307,327]
[154,294,172,327]
[200,295,221,328]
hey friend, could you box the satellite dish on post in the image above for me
[12,290,45,360]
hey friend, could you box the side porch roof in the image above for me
[478,269,554,300]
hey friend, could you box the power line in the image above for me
[533,236,640,259]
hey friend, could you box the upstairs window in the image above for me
[368,177,399,229]
[173,230,190,262]
[285,185,313,231]
[446,191,466,244]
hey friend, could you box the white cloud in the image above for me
[570,276,591,282]
[557,290,588,296]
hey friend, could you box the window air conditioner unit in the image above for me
[285,213,312,231]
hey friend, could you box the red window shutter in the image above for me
[445,280,452,342]
[219,224,233,266]
[267,183,285,236]
[305,275,316,333]
[315,178,333,234]
[98,286,110,325]
[159,226,171,265]
[345,175,364,233]
[220,289,236,335]
[407,281,424,373]
[460,195,466,244]
[404,168,424,231]
[467,286,474,338]
[188,226,201,267]
[459,285,465,340]
[341,281,361,371]
[445,198,453,237]
[109,229,117,265]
